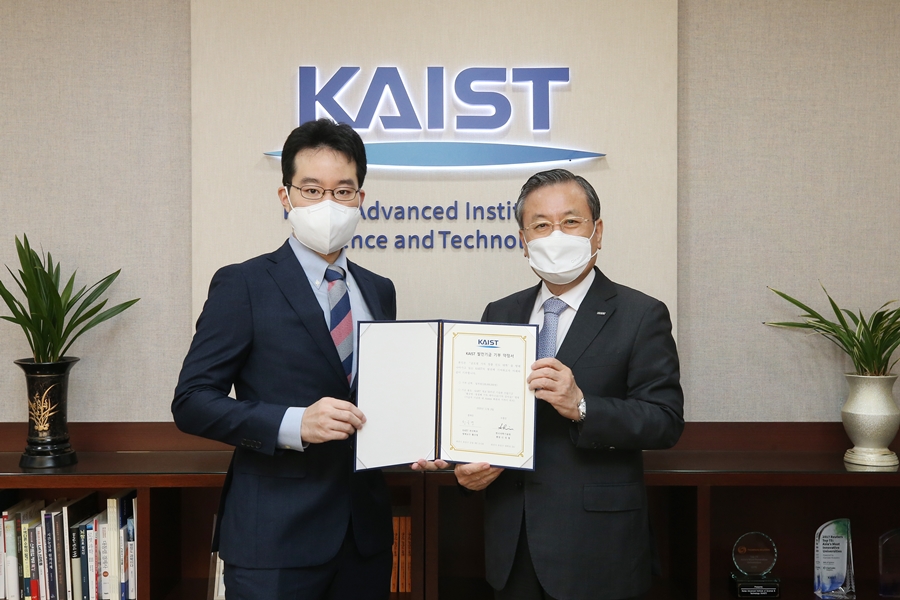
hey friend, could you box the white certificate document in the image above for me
[355,320,536,471]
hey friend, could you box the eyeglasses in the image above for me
[286,184,359,203]
[522,216,592,237]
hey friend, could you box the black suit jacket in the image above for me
[172,240,396,568]
[480,268,684,600]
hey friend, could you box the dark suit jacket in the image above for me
[480,267,684,600]
[172,240,396,568]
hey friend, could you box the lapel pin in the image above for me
[597,311,606,316]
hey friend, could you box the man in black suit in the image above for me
[455,169,684,600]
[172,119,395,600]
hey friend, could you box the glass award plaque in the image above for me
[814,518,856,599]
[730,532,780,598]
[880,528,900,597]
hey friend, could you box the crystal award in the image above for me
[730,531,780,598]
[880,528,900,597]
[814,518,856,599]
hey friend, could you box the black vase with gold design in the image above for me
[15,357,79,468]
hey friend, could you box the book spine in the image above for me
[124,519,133,600]
[1,515,6,600]
[116,528,124,600]
[77,527,88,600]
[34,525,44,600]
[390,517,399,593]
[44,517,56,600]
[21,524,31,600]
[98,524,108,600]
[5,515,20,600]
[68,527,81,600]
[405,516,412,594]
[53,516,65,600]
[398,517,406,593]
[6,553,18,600]
[85,527,95,600]
[125,540,134,600]
[15,514,25,600]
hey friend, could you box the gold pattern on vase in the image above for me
[28,383,59,433]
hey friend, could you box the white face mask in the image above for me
[285,188,361,255]
[526,226,598,285]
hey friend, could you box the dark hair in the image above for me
[281,118,367,188]
[514,168,601,228]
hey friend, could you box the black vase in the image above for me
[15,357,79,468]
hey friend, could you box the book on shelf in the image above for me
[207,514,224,600]
[61,494,97,600]
[3,497,32,600]
[398,515,407,593]
[0,490,18,600]
[212,555,224,600]
[76,516,94,600]
[128,497,135,600]
[86,512,103,600]
[34,521,45,600]
[51,509,66,600]
[15,500,45,600]
[123,519,134,600]
[404,516,411,594]
[105,491,134,600]
[97,513,109,600]
[22,510,43,600]
[390,517,399,593]
[40,499,68,600]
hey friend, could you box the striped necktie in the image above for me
[324,265,353,382]
[537,297,568,359]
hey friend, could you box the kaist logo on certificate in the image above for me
[354,320,538,470]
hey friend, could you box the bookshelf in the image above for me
[2,422,900,599]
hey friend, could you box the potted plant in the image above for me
[766,285,900,467]
[0,235,139,468]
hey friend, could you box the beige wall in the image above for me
[1,1,899,423]
[0,1,192,422]
[190,0,678,326]
[679,0,900,420]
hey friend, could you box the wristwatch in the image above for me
[573,397,586,423]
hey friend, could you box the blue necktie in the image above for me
[324,266,353,382]
[537,297,568,359]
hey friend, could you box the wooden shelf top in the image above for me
[0,451,231,476]
[0,451,231,487]
[643,450,900,486]
[2,449,898,488]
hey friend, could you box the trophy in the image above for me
[814,518,856,599]
[730,531,780,598]
[880,528,900,597]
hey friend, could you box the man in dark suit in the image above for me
[172,119,395,600]
[455,169,684,600]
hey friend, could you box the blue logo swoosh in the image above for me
[265,142,604,167]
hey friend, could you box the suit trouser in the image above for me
[223,524,392,600]
[494,515,645,600]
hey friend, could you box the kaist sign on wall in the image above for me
[271,65,605,252]
[193,0,677,321]
[273,65,605,167]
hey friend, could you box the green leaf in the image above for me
[0,234,139,362]
[766,286,900,376]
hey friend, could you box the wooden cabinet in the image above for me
[0,452,427,600]
[2,423,899,599]
[425,451,900,600]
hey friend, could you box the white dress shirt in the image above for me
[528,269,596,356]
[277,237,374,450]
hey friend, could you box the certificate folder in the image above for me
[355,320,537,471]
